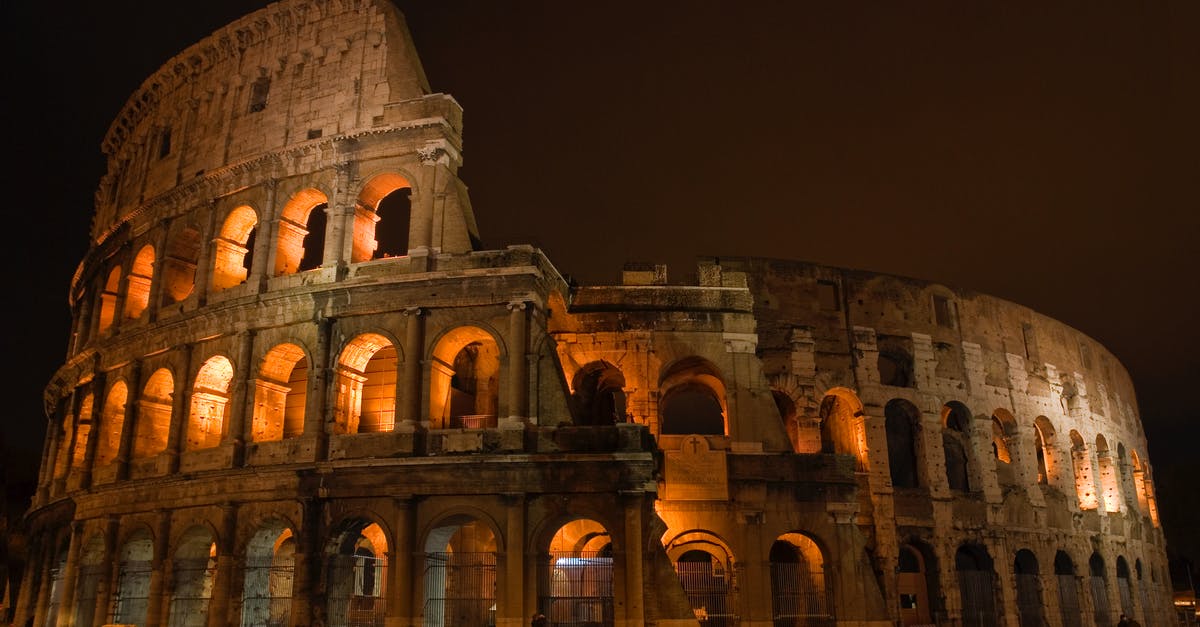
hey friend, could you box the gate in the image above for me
[423,551,496,627]
[956,570,997,627]
[1089,576,1111,627]
[75,563,104,627]
[327,553,387,627]
[112,559,153,625]
[539,553,614,627]
[675,560,740,627]
[241,557,293,627]
[1056,575,1082,627]
[168,557,216,627]
[1014,573,1043,627]
[769,562,833,627]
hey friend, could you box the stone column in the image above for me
[249,179,278,292]
[57,520,86,627]
[227,330,255,467]
[166,343,194,474]
[307,317,334,461]
[193,200,217,308]
[387,497,415,627]
[501,493,526,627]
[79,368,106,489]
[410,148,441,251]
[504,301,529,427]
[325,162,354,273]
[400,308,424,430]
[289,498,322,627]
[621,492,645,627]
[147,222,170,321]
[115,361,143,481]
[36,410,62,505]
[145,511,172,627]
[207,503,239,627]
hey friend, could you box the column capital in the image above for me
[507,300,528,312]
[404,306,424,317]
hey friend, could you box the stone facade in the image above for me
[16,2,1170,627]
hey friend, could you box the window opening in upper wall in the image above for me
[933,295,956,328]
[158,128,171,159]
[249,74,270,113]
[1021,323,1039,363]
[817,280,840,311]
[374,189,412,258]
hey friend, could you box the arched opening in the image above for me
[98,267,122,334]
[160,224,201,306]
[897,541,941,626]
[124,244,156,320]
[1069,430,1098,510]
[335,333,399,433]
[74,536,106,627]
[134,368,173,459]
[212,205,258,291]
[188,356,234,450]
[97,381,128,467]
[273,188,329,276]
[1013,549,1043,627]
[1095,434,1121,512]
[252,344,308,441]
[991,410,1018,486]
[71,393,95,471]
[241,522,295,627]
[768,532,831,627]
[659,357,727,436]
[422,516,498,627]
[941,402,973,492]
[1117,444,1138,512]
[542,519,614,627]
[670,536,738,627]
[1130,451,1149,513]
[169,525,217,626]
[1054,551,1082,627]
[325,520,388,626]
[955,544,997,627]
[819,389,866,470]
[877,339,914,388]
[113,529,154,626]
[571,362,627,426]
[353,174,412,262]
[430,327,501,429]
[1089,552,1111,627]
[1033,416,1056,486]
[44,542,68,627]
[884,399,921,488]
[1116,556,1134,619]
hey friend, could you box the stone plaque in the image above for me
[664,436,728,501]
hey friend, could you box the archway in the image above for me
[273,188,329,276]
[335,333,399,433]
[1116,556,1134,619]
[422,516,498,627]
[96,381,128,467]
[188,356,234,450]
[818,389,865,469]
[955,544,997,627]
[169,525,217,626]
[430,326,501,429]
[124,244,156,320]
[160,224,201,305]
[252,344,309,441]
[884,399,921,488]
[98,266,122,334]
[571,362,627,426]
[660,357,727,436]
[353,173,413,262]
[897,541,940,626]
[241,521,295,627]
[542,519,614,627]
[1033,416,1056,485]
[134,368,174,458]
[1089,552,1111,627]
[1054,551,1082,627]
[1013,549,1043,627]
[768,532,831,627]
[113,529,154,626]
[325,519,388,626]
[1096,435,1121,512]
[212,205,258,291]
[941,402,973,492]
[670,535,738,627]
[74,535,106,627]
[1069,431,1098,510]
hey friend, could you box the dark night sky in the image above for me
[4,0,1197,567]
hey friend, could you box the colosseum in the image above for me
[12,1,1172,627]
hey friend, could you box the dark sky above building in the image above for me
[3,0,1197,563]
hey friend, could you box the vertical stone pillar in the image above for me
[388,497,415,627]
[250,179,278,292]
[307,317,334,461]
[621,492,645,627]
[145,510,171,627]
[36,411,62,505]
[208,503,239,627]
[501,493,526,627]
[193,200,218,308]
[93,517,120,627]
[147,222,170,321]
[410,148,441,251]
[398,308,424,431]
[227,330,255,467]
[58,520,86,627]
[31,535,57,627]
[166,343,194,474]
[115,361,143,481]
[290,498,322,627]
[504,301,529,427]
[325,162,354,273]
[79,367,106,490]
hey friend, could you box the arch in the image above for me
[1130,450,1150,513]
[1068,430,1098,509]
[134,367,174,458]
[169,525,217,627]
[571,361,627,426]
[124,244,156,320]
[1089,552,1112,627]
[1033,416,1056,486]
[659,357,727,436]
[187,355,234,450]
[71,392,95,470]
[768,532,832,627]
[212,205,258,291]
[884,398,922,488]
[1095,434,1122,512]
[113,528,154,626]
[1054,550,1083,627]
[335,332,400,433]
[819,388,866,469]
[1115,556,1134,618]
[429,325,502,429]
[74,535,107,627]
[1013,549,1044,627]
[897,540,941,627]
[990,409,1017,464]
[353,173,413,262]
[160,224,201,305]
[542,518,614,627]
[98,266,122,333]
[274,188,329,276]
[422,514,498,627]
[325,518,389,626]
[941,402,973,492]
[97,380,129,466]
[252,343,309,441]
[955,543,997,627]
[241,521,296,627]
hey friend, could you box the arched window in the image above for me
[941,402,972,492]
[71,393,95,471]
[188,356,234,450]
[991,410,1019,487]
[353,174,412,263]
[572,361,627,426]
[423,517,498,627]
[768,533,832,627]
[1013,549,1043,627]
[241,523,295,627]
[884,399,921,488]
[96,381,128,467]
[1095,434,1122,512]
[212,205,258,291]
[134,368,173,459]
[659,357,727,436]
[1054,552,1082,627]
[543,519,614,627]
[160,225,201,305]
[1033,416,1057,486]
[97,267,122,334]
[273,188,329,276]
[252,344,308,441]
[955,544,997,627]
[124,245,155,320]
[429,326,501,429]
[113,530,154,626]
[169,526,217,625]
[325,520,388,625]
[335,333,399,433]
[820,389,867,470]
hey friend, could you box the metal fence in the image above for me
[168,557,216,627]
[539,553,614,627]
[112,559,153,625]
[74,563,104,627]
[956,571,997,627]
[1057,574,1083,627]
[1014,572,1043,627]
[423,551,496,627]
[327,553,387,627]
[241,557,294,627]
[769,563,833,627]
[1090,576,1111,627]
[675,560,739,627]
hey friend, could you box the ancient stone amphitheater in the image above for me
[15,1,1171,627]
